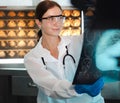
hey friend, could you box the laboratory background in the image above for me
[0,0,120,103]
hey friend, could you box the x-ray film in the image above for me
[73,29,120,84]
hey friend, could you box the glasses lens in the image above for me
[59,16,65,21]
[55,16,65,23]
[42,15,65,23]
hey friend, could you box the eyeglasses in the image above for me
[40,15,65,23]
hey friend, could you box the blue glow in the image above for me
[95,29,120,71]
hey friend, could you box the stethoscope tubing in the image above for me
[41,46,76,69]
[63,46,76,65]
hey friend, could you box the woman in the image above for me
[24,0,104,103]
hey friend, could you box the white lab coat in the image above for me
[24,35,104,103]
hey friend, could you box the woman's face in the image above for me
[39,6,64,37]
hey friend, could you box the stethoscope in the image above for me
[41,46,76,69]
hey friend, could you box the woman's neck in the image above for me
[42,35,61,59]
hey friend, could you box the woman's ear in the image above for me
[35,19,41,28]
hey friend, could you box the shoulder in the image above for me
[24,41,42,61]
[24,48,36,62]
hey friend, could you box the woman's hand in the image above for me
[74,77,104,97]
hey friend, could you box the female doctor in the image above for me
[24,0,104,103]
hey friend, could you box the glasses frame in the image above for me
[40,15,66,23]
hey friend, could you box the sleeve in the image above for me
[24,52,79,99]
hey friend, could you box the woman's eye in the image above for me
[49,17,54,21]
[60,16,64,19]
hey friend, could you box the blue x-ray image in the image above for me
[96,29,120,83]
[96,29,120,71]
[73,29,120,84]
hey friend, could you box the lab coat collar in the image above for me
[33,36,71,61]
